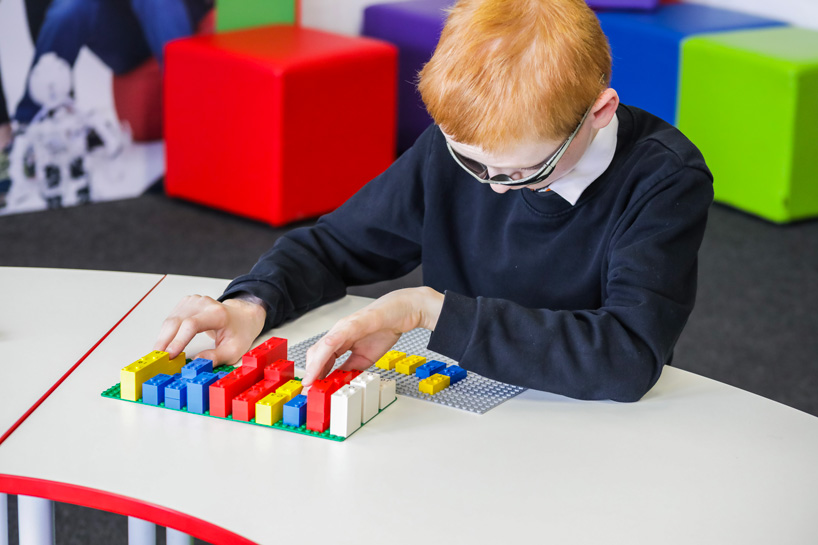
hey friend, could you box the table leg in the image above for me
[17,496,54,545]
[166,527,193,545]
[1,493,8,545]
[128,516,156,545]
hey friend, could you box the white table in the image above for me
[2,271,818,544]
[0,267,164,440]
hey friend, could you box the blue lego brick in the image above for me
[283,394,308,428]
[596,4,785,124]
[182,357,213,379]
[215,371,230,379]
[415,359,447,379]
[186,371,222,414]
[142,374,175,406]
[439,365,467,384]
[164,378,189,410]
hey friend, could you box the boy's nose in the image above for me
[485,167,524,181]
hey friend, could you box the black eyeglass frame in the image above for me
[445,105,593,188]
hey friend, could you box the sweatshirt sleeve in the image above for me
[219,126,434,330]
[427,165,714,402]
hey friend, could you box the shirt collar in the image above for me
[539,113,619,205]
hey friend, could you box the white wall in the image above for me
[300,0,818,36]
[686,0,818,31]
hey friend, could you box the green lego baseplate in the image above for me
[101,363,395,442]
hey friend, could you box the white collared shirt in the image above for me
[540,114,619,205]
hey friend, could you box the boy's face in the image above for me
[445,122,597,194]
[443,88,620,194]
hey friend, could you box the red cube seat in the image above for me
[164,25,397,226]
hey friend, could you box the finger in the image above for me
[338,353,376,372]
[164,307,229,360]
[302,335,344,386]
[154,316,182,353]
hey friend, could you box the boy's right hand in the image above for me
[153,295,266,365]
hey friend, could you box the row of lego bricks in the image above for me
[112,337,397,440]
[374,350,467,395]
[290,328,526,414]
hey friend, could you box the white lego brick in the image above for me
[351,371,380,423]
[330,385,363,438]
[379,378,396,410]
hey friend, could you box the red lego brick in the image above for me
[208,365,264,418]
[305,377,344,433]
[325,369,361,388]
[242,337,288,369]
[232,377,288,422]
[165,26,397,227]
[263,359,294,383]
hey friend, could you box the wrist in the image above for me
[224,297,267,331]
[417,287,444,331]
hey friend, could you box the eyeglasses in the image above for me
[445,105,592,188]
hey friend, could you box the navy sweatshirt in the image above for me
[222,105,714,402]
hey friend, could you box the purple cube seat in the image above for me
[363,0,452,154]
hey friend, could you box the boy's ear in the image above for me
[590,88,620,130]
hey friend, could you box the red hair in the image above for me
[418,0,611,152]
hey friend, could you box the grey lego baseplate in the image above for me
[289,328,526,414]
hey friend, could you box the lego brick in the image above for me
[419,373,450,395]
[439,365,467,385]
[306,377,344,432]
[142,374,175,406]
[375,350,405,371]
[215,371,230,379]
[182,358,213,379]
[325,368,361,388]
[351,371,380,423]
[232,377,288,422]
[120,351,186,401]
[289,328,528,414]
[255,392,289,426]
[678,26,818,222]
[165,26,397,227]
[415,359,446,379]
[208,364,265,418]
[283,395,308,428]
[276,379,303,402]
[395,355,426,375]
[263,358,295,383]
[164,378,189,410]
[379,378,396,410]
[330,385,363,438]
[187,372,222,414]
[242,337,288,370]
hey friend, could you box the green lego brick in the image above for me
[215,0,296,32]
[677,26,818,223]
[102,366,396,441]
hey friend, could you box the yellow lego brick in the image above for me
[395,355,426,375]
[120,351,186,401]
[419,373,450,395]
[375,350,406,370]
[256,392,288,426]
[276,380,303,402]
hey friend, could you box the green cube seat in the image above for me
[216,0,297,32]
[677,26,818,223]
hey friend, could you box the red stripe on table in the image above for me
[0,274,168,446]
[0,475,256,544]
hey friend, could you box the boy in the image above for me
[155,0,713,402]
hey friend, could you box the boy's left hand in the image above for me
[302,287,444,386]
